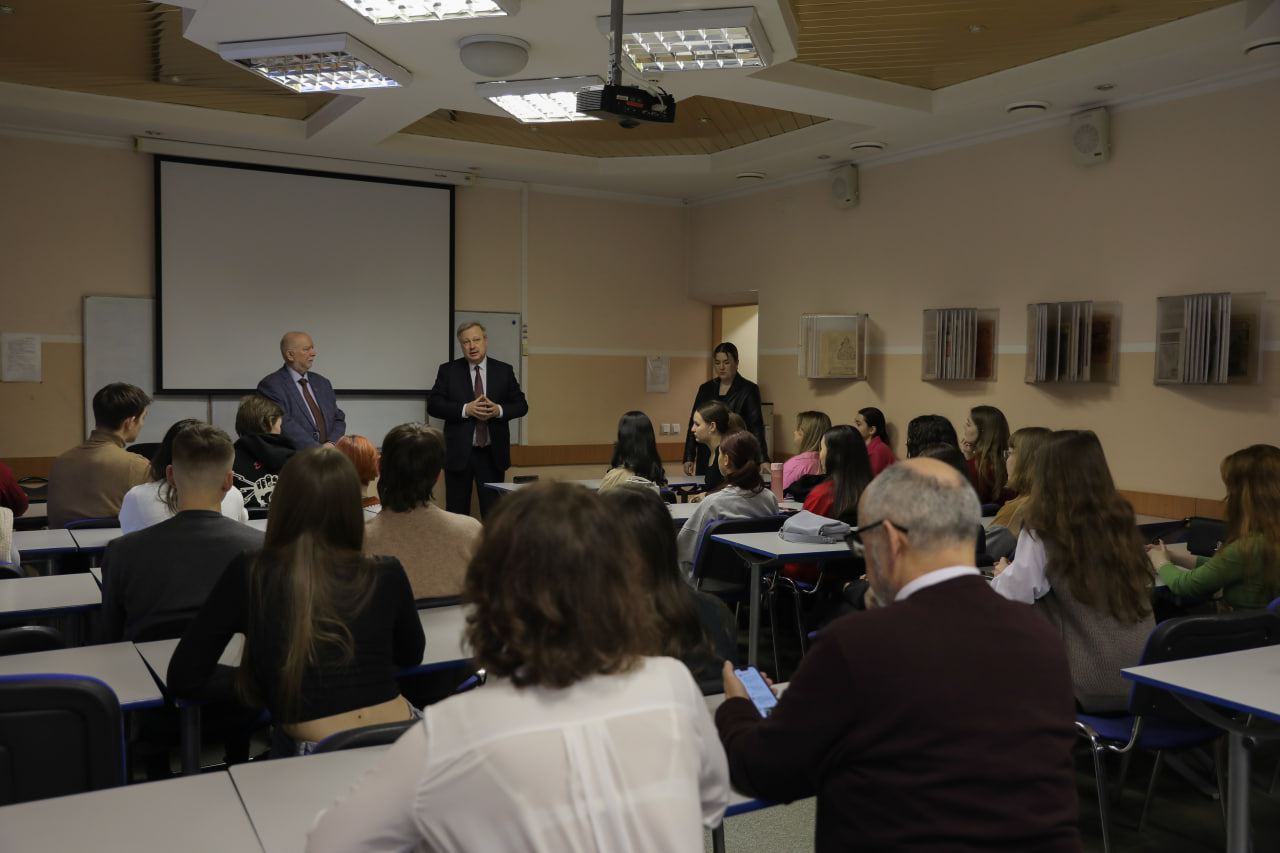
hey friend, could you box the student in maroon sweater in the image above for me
[716,458,1080,852]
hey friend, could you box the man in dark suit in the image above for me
[256,331,346,450]
[427,321,528,516]
[715,459,1080,852]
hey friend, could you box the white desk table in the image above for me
[669,499,801,525]
[0,771,264,853]
[230,746,389,853]
[1124,645,1280,853]
[487,474,705,493]
[0,642,164,709]
[710,532,852,668]
[67,527,124,568]
[12,528,76,555]
[0,572,101,618]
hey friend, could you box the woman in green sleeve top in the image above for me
[1146,444,1280,610]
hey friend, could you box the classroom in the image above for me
[2,1,1280,850]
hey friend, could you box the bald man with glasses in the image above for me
[715,458,1081,852]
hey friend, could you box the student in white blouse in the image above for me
[306,482,730,853]
[119,418,248,533]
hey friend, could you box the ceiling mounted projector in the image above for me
[579,0,675,129]
[575,83,675,128]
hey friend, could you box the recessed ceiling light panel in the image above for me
[848,141,886,152]
[336,0,519,24]
[477,77,604,123]
[218,34,411,93]
[1006,100,1050,115]
[597,7,772,73]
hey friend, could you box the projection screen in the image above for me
[155,157,453,394]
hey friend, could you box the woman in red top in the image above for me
[960,405,1011,506]
[854,407,895,476]
[786,425,874,584]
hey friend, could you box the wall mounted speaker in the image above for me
[830,164,858,208]
[1071,107,1111,166]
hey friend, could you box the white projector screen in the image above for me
[156,157,453,394]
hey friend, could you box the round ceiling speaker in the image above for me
[459,35,530,78]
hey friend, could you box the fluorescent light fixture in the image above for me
[477,77,604,123]
[218,34,411,93]
[596,6,772,72]
[336,0,519,24]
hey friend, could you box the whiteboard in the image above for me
[85,295,434,448]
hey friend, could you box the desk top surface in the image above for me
[488,474,705,493]
[231,747,388,853]
[669,500,800,521]
[712,531,851,560]
[0,572,101,615]
[0,642,164,709]
[0,770,263,852]
[68,527,124,550]
[12,529,77,553]
[1123,645,1280,723]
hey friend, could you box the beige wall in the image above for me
[691,77,1280,499]
[4,76,1277,501]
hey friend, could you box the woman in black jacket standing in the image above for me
[682,343,768,475]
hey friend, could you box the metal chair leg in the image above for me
[790,585,806,655]
[1138,750,1165,832]
[767,585,781,677]
[1090,742,1113,853]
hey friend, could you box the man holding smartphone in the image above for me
[715,458,1081,852]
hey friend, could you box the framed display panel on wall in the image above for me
[798,314,868,380]
[922,308,997,382]
[1154,292,1263,386]
[1025,300,1118,383]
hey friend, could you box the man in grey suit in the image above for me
[256,331,346,450]
[101,423,264,642]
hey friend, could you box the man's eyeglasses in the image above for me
[843,518,909,545]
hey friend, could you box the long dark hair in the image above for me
[599,487,707,666]
[823,425,873,521]
[238,448,378,719]
[858,407,889,445]
[1022,431,1151,623]
[715,430,764,494]
[969,405,1011,496]
[609,411,666,486]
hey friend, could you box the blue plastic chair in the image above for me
[1076,610,1280,852]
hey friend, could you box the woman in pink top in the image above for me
[782,410,830,493]
[855,407,896,476]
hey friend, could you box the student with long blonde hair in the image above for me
[1148,444,1280,610]
[990,430,1154,712]
[169,447,425,755]
[782,411,831,492]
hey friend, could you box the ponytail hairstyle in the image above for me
[696,400,731,439]
[714,430,764,495]
[857,407,889,445]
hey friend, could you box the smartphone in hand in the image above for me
[734,666,778,718]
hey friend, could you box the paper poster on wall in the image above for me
[1,333,41,382]
[646,356,670,393]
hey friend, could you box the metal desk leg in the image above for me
[711,823,726,853]
[747,559,761,668]
[1226,731,1251,853]
[180,704,202,775]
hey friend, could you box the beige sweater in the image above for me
[364,503,482,600]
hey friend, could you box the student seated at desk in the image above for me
[167,447,425,755]
[990,430,1154,713]
[306,482,729,852]
[605,410,667,489]
[781,410,830,493]
[984,426,1051,559]
[600,485,737,694]
[677,431,778,581]
[119,418,248,534]
[785,425,873,585]
[1147,444,1280,610]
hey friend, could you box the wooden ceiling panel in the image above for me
[400,96,827,158]
[0,0,332,120]
[790,0,1241,90]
